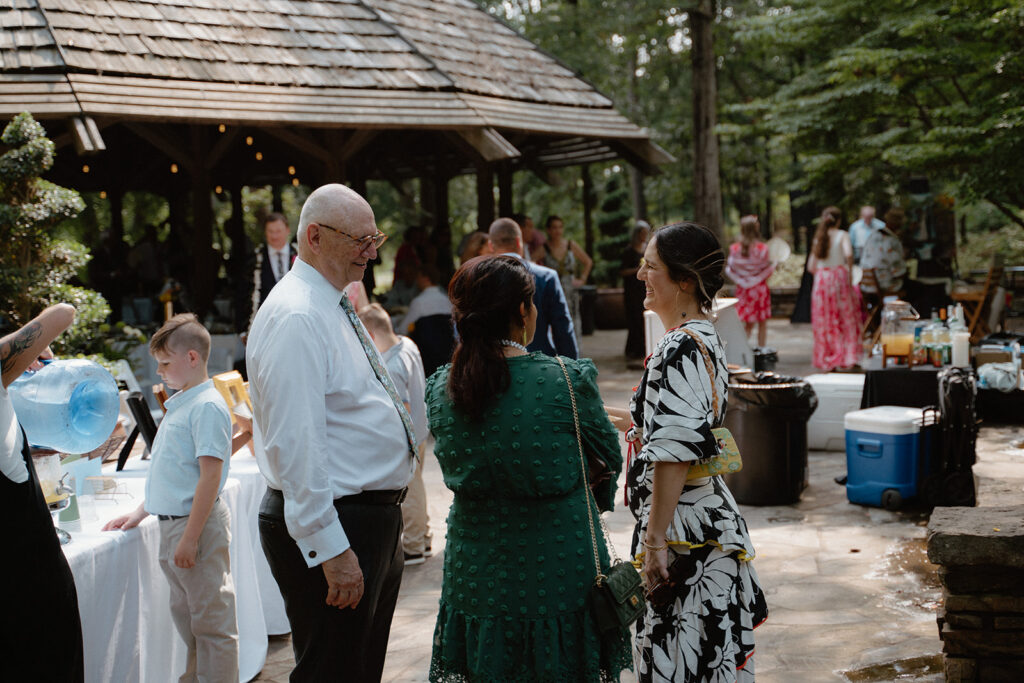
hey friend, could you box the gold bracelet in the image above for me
[642,540,667,551]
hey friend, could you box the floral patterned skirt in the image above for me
[811,266,862,370]
[633,543,767,683]
[735,282,771,323]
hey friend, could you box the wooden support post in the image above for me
[582,165,595,257]
[433,174,453,278]
[476,164,495,233]
[497,162,513,218]
[227,185,249,331]
[190,126,216,318]
[272,185,283,213]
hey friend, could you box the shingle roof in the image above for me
[1,0,669,165]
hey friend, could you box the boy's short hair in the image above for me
[149,313,212,362]
[357,303,392,336]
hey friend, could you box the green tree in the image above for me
[593,172,634,285]
[736,0,1024,226]
[0,112,117,355]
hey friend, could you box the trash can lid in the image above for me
[844,406,924,434]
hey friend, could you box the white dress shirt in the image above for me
[268,245,291,282]
[398,285,452,333]
[246,259,413,567]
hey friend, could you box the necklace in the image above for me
[500,339,529,354]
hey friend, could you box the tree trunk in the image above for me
[627,48,648,222]
[690,0,723,243]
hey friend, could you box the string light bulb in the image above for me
[170,163,178,174]
[255,151,263,161]
[99,190,107,199]
[292,178,300,187]
[82,164,90,173]
[288,165,296,175]
[245,136,253,146]
[218,124,226,133]
[215,185,223,194]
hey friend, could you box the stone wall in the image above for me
[927,506,1024,681]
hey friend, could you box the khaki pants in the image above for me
[158,499,239,683]
[401,442,431,555]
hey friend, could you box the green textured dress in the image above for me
[426,353,633,683]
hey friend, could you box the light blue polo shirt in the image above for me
[144,379,232,517]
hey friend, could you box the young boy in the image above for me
[104,313,238,682]
[358,303,432,565]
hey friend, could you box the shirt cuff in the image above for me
[295,518,350,568]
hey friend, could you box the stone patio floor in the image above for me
[254,320,1024,682]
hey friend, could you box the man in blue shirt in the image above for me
[848,205,886,263]
[488,217,578,358]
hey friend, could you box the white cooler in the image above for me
[805,373,866,451]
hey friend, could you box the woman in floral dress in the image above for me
[624,222,767,682]
[808,206,862,371]
[726,215,775,348]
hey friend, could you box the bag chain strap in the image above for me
[556,356,607,585]
[677,327,719,422]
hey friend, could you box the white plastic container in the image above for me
[805,373,866,451]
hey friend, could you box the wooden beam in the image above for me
[497,161,513,217]
[453,127,521,163]
[476,164,495,232]
[206,128,241,168]
[264,127,331,163]
[606,138,673,177]
[338,129,377,162]
[125,122,195,173]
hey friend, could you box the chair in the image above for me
[952,265,1004,343]
[212,370,253,426]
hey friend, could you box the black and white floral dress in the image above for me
[627,320,767,683]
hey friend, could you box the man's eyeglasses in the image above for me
[316,223,388,251]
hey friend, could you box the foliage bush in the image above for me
[957,224,1024,274]
[0,112,139,360]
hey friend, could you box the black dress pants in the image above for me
[259,490,404,682]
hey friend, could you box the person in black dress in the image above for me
[621,221,651,361]
[0,303,84,682]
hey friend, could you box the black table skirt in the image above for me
[860,361,1024,424]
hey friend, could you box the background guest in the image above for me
[848,205,885,264]
[398,263,452,335]
[457,231,490,266]
[244,212,296,332]
[511,212,545,261]
[808,206,862,371]
[726,215,775,348]
[358,304,432,566]
[426,255,631,682]
[532,215,593,345]
[860,207,908,295]
[488,218,578,358]
[620,221,650,361]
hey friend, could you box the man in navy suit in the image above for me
[488,218,578,359]
[245,212,297,331]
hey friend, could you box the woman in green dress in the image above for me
[426,255,632,682]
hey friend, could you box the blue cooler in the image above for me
[844,406,926,509]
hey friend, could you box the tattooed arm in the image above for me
[1,304,76,389]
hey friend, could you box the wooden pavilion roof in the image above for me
[1,0,669,170]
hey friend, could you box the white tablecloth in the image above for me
[63,453,288,682]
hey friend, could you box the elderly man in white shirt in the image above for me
[246,184,417,682]
[848,205,886,263]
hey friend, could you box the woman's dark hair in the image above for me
[653,222,725,314]
[812,206,843,260]
[545,215,563,230]
[447,255,536,420]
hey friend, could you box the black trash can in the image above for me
[720,373,818,505]
[578,285,597,336]
[753,347,778,373]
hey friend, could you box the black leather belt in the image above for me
[261,487,406,518]
[157,514,187,521]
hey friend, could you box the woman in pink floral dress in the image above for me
[726,215,774,348]
[808,206,862,370]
